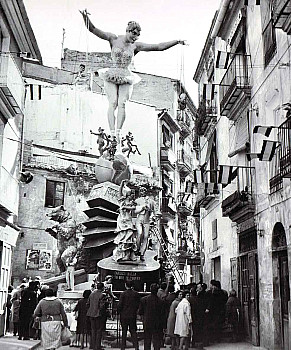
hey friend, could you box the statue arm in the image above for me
[80,10,117,42]
[135,40,185,52]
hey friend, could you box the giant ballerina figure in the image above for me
[80,10,185,143]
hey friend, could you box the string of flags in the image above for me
[203,83,216,101]
[244,0,260,5]
[215,51,231,69]
[28,84,42,100]
[248,124,280,161]
[253,125,274,137]
[247,140,278,161]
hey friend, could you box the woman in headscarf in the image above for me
[33,288,68,350]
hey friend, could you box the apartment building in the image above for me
[0,0,42,334]
[194,0,291,348]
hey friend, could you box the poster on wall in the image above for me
[26,250,40,270]
[39,250,52,271]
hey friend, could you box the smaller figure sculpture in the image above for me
[121,132,141,158]
[46,206,83,273]
[90,127,109,156]
[135,186,155,261]
[61,245,77,291]
[178,92,187,110]
[112,180,138,262]
[73,63,91,89]
[107,136,118,160]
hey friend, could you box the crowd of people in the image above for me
[4,277,242,350]
[115,279,242,350]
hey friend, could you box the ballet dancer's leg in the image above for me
[116,83,133,142]
[104,81,118,136]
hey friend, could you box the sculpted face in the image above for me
[126,28,140,43]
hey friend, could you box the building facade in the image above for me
[12,52,199,287]
[194,0,291,348]
[0,0,42,334]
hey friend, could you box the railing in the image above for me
[177,150,192,169]
[272,0,291,28]
[197,100,217,135]
[262,19,277,67]
[177,110,192,136]
[0,166,19,214]
[161,196,176,215]
[279,117,291,178]
[219,54,251,112]
[0,53,24,115]
[269,117,291,193]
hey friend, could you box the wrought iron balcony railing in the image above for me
[219,54,251,118]
[177,150,192,175]
[221,167,255,223]
[177,110,192,137]
[197,100,217,136]
[269,116,291,193]
[279,116,291,178]
[263,19,277,67]
[272,0,291,33]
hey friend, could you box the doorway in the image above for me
[272,222,290,350]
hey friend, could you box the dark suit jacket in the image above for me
[138,293,166,330]
[86,289,106,318]
[117,288,140,319]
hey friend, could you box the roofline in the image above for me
[1,0,42,63]
[193,11,218,83]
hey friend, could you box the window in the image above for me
[162,125,173,149]
[45,180,65,207]
[212,219,218,251]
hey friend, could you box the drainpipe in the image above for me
[211,0,231,39]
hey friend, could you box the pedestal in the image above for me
[97,250,160,291]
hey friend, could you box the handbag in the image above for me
[61,326,72,345]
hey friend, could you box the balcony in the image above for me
[219,54,251,120]
[177,110,192,138]
[0,53,24,117]
[272,0,291,34]
[197,100,217,136]
[279,117,291,178]
[0,167,19,214]
[196,183,219,208]
[221,167,255,223]
[263,20,277,67]
[177,150,192,176]
[161,196,176,222]
[160,146,176,172]
[177,192,192,216]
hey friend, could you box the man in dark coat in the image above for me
[117,280,140,350]
[138,283,166,350]
[18,281,38,340]
[205,280,227,344]
[87,282,107,350]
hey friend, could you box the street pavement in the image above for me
[0,335,268,350]
[49,343,267,350]
[0,334,40,350]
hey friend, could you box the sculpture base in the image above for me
[97,250,160,292]
[97,250,160,272]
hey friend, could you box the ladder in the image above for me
[150,223,184,286]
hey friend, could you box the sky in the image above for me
[24,0,220,104]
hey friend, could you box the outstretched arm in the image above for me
[80,10,117,42]
[135,40,185,53]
